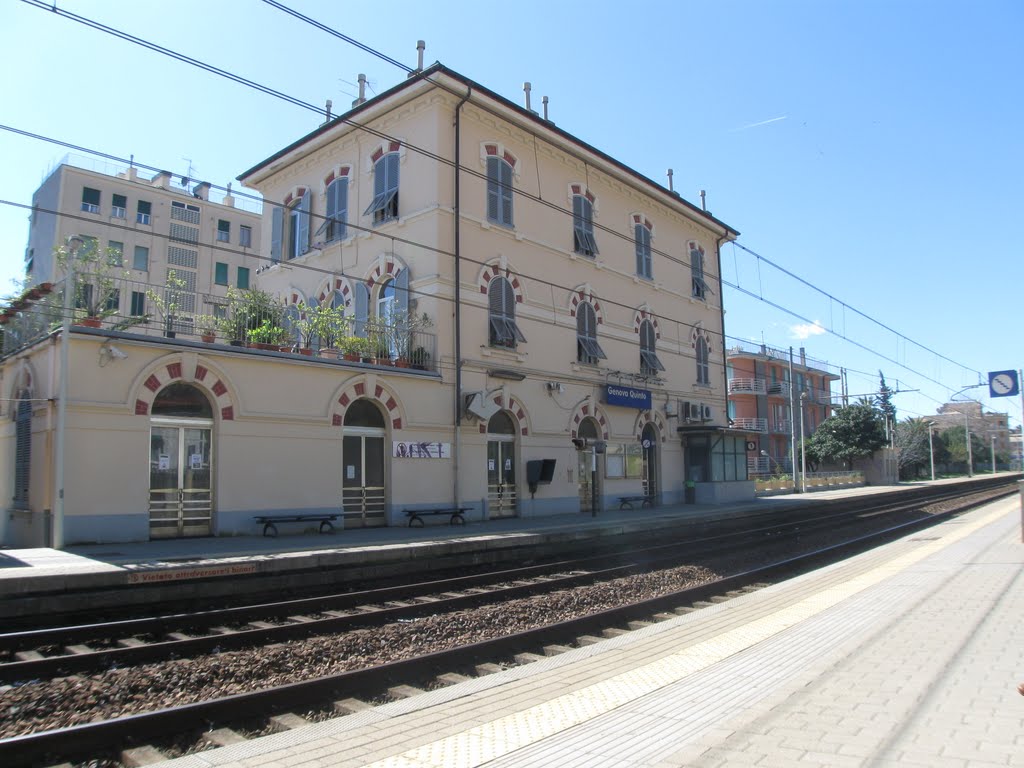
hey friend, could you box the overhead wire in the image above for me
[13,2,989,414]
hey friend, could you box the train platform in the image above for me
[149,491,1024,768]
[0,479,975,603]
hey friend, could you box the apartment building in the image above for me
[932,401,1011,458]
[24,160,262,329]
[0,64,743,546]
[726,343,838,474]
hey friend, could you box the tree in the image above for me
[893,417,931,479]
[875,371,897,446]
[939,426,987,473]
[806,403,887,469]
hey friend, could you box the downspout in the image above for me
[453,87,472,507]
[715,233,730,425]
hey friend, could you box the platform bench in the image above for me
[254,514,338,537]
[617,495,656,510]
[404,507,470,527]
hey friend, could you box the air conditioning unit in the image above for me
[700,403,713,422]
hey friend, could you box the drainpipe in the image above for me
[716,232,730,422]
[453,87,472,508]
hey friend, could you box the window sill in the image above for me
[480,345,527,363]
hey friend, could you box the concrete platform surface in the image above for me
[146,493,1024,768]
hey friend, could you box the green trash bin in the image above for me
[684,480,696,504]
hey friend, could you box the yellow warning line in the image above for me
[365,502,1012,768]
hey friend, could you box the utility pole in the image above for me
[789,347,798,491]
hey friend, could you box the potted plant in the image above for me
[311,303,349,357]
[56,242,129,328]
[410,345,431,370]
[196,315,218,343]
[392,310,433,367]
[340,335,365,362]
[146,269,187,337]
[291,302,317,355]
[246,319,289,350]
[219,287,286,347]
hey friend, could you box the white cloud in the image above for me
[790,321,826,340]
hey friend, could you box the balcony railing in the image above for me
[728,377,766,395]
[771,419,792,433]
[732,417,768,433]
[0,274,438,373]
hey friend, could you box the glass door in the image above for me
[149,422,213,538]
[342,434,387,527]
[487,439,517,518]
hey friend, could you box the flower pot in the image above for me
[201,334,216,344]
[318,347,340,359]
[343,352,360,362]
[373,357,393,366]
[77,316,102,328]
[39,282,53,292]
[298,347,313,356]
[394,358,411,369]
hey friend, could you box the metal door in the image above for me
[149,423,213,538]
[487,439,517,518]
[342,434,386,527]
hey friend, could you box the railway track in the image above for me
[0,480,1016,766]
[0,483,994,684]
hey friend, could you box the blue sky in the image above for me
[2,0,1021,430]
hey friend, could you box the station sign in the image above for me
[604,384,651,410]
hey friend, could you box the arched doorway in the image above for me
[487,411,517,518]
[641,423,658,499]
[342,399,387,528]
[577,418,601,513]
[149,383,214,539]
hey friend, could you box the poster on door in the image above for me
[393,441,451,459]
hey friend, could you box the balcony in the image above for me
[728,377,766,395]
[0,274,438,374]
[771,419,792,433]
[732,417,768,433]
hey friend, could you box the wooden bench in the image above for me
[254,514,338,537]
[404,507,470,528]
[617,495,656,510]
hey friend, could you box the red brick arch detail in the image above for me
[487,393,529,436]
[323,165,351,189]
[132,357,236,420]
[690,326,713,354]
[282,186,309,207]
[478,263,525,304]
[634,410,669,443]
[370,141,402,164]
[317,277,352,309]
[634,309,661,340]
[569,400,609,441]
[569,184,596,204]
[568,288,603,323]
[484,143,518,169]
[366,258,406,290]
[331,380,404,431]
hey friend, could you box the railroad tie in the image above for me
[121,745,168,767]
[475,662,504,676]
[388,684,426,700]
[333,698,373,715]
[436,672,473,686]
[204,728,247,747]
[268,713,309,732]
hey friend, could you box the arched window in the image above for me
[488,410,516,435]
[344,398,386,428]
[319,176,348,242]
[690,243,707,299]
[353,268,408,340]
[696,334,710,384]
[152,383,213,418]
[365,152,399,224]
[635,220,652,279]
[639,320,664,375]
[573,194,598,256]
[576,302,606,364]
[487,156,514,227]
[488,276,526,348]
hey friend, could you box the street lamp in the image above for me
[991,434,996,474]
[949,383,984,479]
[927,421,936,482]
[54,235,82,549]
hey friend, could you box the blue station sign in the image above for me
[604,384,651,410]
[988,370,1019,398]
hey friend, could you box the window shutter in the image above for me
[500,162,513,225]
[336,178,348,239]
[489,277,505,318]
[354,282,369,337]
[297,190,311,256]
[270,205,284,264]
[395,267,409,318]
[14,400,31,506]
[374,157,386,198]
[486,158,500,222]
[325,181,337,240]
[386,153,399,194]
[635,225,644,275]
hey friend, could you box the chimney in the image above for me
[800,347,807,367]
[542,95,549,121]
[222,182,235,208]
[322,99,333,125]
[151,170,172,189]
[193,181,211,201]
[352,74,367,108]
[667,169,674,192]
[523,82,535,114]
[417,40,425,70]
[699,189,707,211]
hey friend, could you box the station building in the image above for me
[0,64,747,547]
